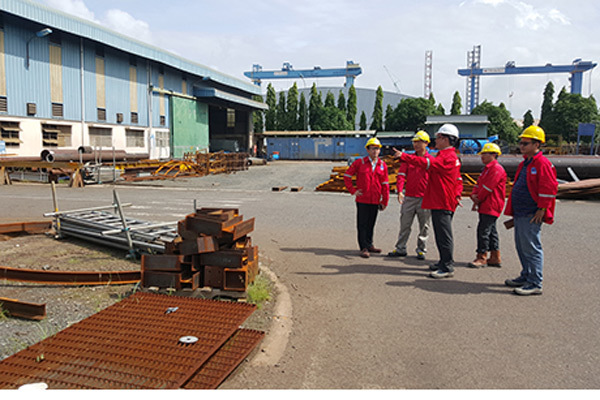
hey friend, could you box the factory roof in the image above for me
[1,0,261,96]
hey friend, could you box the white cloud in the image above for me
[45,0,97,22]
[103,9,153,44]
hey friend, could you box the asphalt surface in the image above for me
[1,160,599,389]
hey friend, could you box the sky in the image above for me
[35,0,600,120]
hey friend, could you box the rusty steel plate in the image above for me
[183,328,265,389]
[0,292,256,389]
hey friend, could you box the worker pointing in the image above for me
[392,124,463,278]
[344,137,390,258]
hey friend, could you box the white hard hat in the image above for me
[436,124,459,138]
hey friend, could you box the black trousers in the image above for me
[356,202,379,250]
[476,213,499,253]
[431,209,455,272]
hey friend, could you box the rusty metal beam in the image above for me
[0,221,52,234]
[0,297,46,320]
[0,266,140,285]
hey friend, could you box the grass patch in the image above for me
[246,273,272,309]
[0,303,9,320]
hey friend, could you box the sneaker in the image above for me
[429,269,454,279]
[505,277,528,287]
[429,263,440,271]
[416,251,425,260]
[360,249,370,258]
[514,285,543,296]
[387,249,407,257]
[368,246,382,254]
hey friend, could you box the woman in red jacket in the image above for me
[344,137,390,258]
[468,143,507,268]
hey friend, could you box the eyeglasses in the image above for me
[519,141,533,146]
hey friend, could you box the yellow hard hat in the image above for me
[412,130,430,143]
[365,137,382,149]
[478,142,501,155]
[520,125,545,143]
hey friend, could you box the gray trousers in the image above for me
[394,196,431,253]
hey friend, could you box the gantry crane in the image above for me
[457,45,597,113]
[244,61,362,88]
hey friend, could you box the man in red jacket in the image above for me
[388,130,432,260]
[344,137,390,258]
[504,125,557,295]
[393,124,463,278]
[468,143,507,268]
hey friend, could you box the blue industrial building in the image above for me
[0,0,266,159]
[264,131,375,160]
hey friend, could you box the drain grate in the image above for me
[184,328,265,389]
[0,292,258,389]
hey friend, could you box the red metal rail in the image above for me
[0,266,140,285]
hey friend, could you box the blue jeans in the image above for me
[514,216,544,288]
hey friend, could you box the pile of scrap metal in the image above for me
[461,172,513,198]
[120,151,249,181]
[315,155,401,193]
[45,194,178,256]
[142,208,258,293]
[0,291,265,389]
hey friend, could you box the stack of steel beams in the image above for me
[142,208,258,292]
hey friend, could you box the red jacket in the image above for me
[397,152,431,197]
[344,156,390,206]
[400,147,463,211]
[472,159,507,217]
[504,151,558,224]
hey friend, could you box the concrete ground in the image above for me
[1,160,599,389]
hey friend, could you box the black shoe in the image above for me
[505,277,528,287]
[387,249,407,257]
[429,263,440,271]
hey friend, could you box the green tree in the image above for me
[436,103,446,115]
[385,97,438,132]
[471,100,520,143]
[309,83,323,130]
[451,91,462,115]
[265,83,277,131]
[298,92,308,130]
[359,111,367,130]
[252,95,264,133]
[337,91,347,114]
[550,90,599,142]
[324,91,336,109]
[370,86,384,130]
[276,91,287,130]
[347,85,358,129]
[286,83,299,130]
[539,81,555,133]
[384,104,394,131]
[523,109,534,129]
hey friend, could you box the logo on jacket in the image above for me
[531,167,537,175]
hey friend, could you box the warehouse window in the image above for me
[42,124,71,147]
[126,129,145,148]
[227,108,235,128]
[97,108,106,121]
[131,112,138,124]
[89,127,112,147]
[155,130,169,148]
[52,103,63,118]
[0,120,21,147]
[159,115,166,126]
[0,96,7,113]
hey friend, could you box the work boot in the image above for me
[487,250,502,267]
[467,252,487,268]
[360,249,370,258]
[368,246,382,254]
